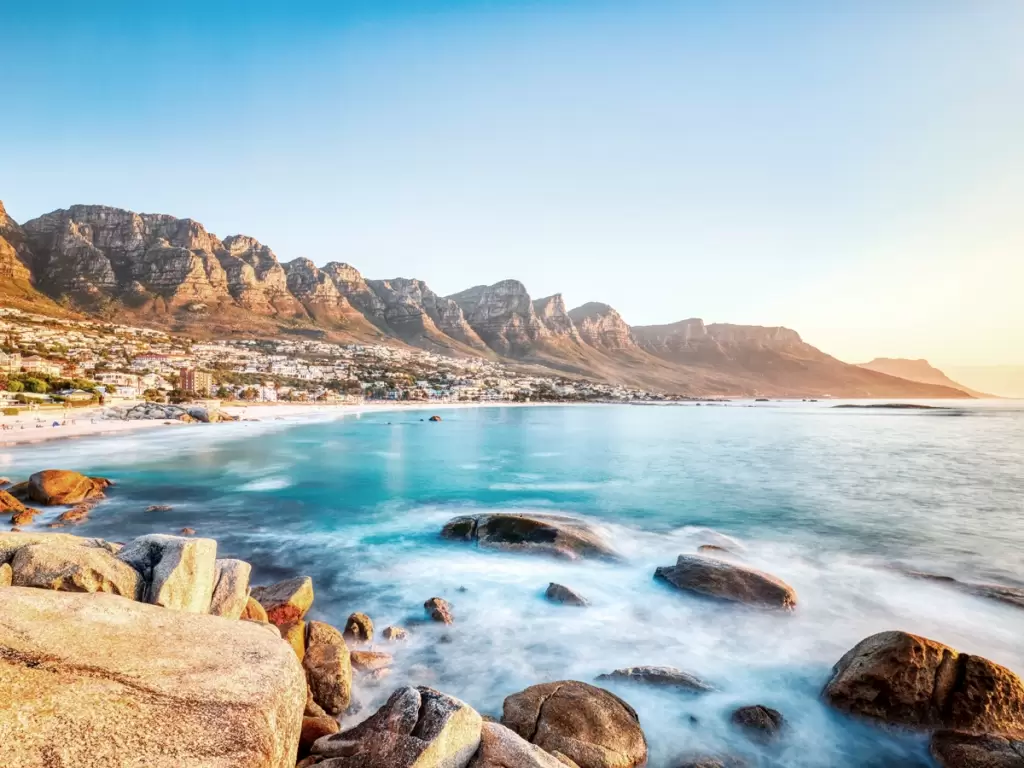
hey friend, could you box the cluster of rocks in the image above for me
[104,403,238,423]
[2,470,111,529]
[4,496,1023,768]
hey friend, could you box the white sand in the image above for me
[0,400,539,446]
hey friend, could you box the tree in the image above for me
[167,389,194,404]
[104,385,116,394]
[142,388,164,402]
[241,387,260,401]
[23,378,48,394]
[7,380,25,393]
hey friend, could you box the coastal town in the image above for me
[0,307,668,410]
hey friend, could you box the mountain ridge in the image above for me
[0,200,971,399]
[857,358,995,399]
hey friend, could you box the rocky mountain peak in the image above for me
[568,302,636,350]
[448,280,550,356]
[533,294,582,341]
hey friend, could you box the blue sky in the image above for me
[2,1,1022,366]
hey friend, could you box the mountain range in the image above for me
[0,201,971,398]
[857,358,994,399]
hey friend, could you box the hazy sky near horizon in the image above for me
[2,1,1022,367]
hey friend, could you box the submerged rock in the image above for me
[730,705,785,742]
[654,554,797,610]
[501,680,647,768]
[312,685,482,767]
[344,611,374,643]
[0,489,25,513]
[383,625,409,642]
[252,575,315,626]
[931,730,1024,767]
[823,630,1024,734]
[597,666,714,693]
[0,588,305,768]
[442,513,617,560]
[26,469,111,506]
[425,596,454,624]
[546,582,590,607]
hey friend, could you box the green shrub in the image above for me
[2,407,18,416]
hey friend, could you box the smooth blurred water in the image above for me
[4,401,1024,767]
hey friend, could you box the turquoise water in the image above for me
[5,402,1024,767]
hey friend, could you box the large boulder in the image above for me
[311,685,482,767]
[344,611,374,643]
[596,666,713,693]
[210,558,252,619]
[304,620,353,716]
[117,534,218,612]
[0,532,120,564]
[252,576,315,626]
[10,540,141,598]
[0,587,306,768]
[26,469,111,506]
[823,631,1024,734]
[654,555,797,610]
[501,681,648,768]
[471,721,575,768]
[931,731,1024,767]
[442,514,617,560]
[0,489,26,513]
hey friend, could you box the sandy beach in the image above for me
[0,400,548,447]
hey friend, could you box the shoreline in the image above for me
[0,400,589,447]
[2,396,1014,447]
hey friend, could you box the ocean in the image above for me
[5,401,1024,767]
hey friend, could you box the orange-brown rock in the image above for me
[424,596,454,624]
[471,721,577,768]
[300,715,340,757]
[654,554,797,610]
[241,594,270,622]
[11,508,40,527]
[280,620,307,662]
[56,505,92,524]
[501,680,647,768]
[823,631,1024,735]
[0,490,25,513]
[303,621,352,716]
[931,730,1024,767]
[382,625,408,642]
[343,611,374,643]
[26,470,111,506]
[252,576,314,626]
[351,651,393,673]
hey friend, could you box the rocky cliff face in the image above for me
[567,302,637,350]
[449,280,551,356]
[219,236,302,316]
[0,201,33,283]
[5,200,976,398]
[533,294,583,343]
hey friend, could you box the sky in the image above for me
[2,0,1022,368]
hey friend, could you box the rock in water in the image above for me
[11,540,141,598]
[383,625,409,642]
[26,469,111,505]
[210,558,252,619]
[344,611,374,643]
[931,731,1024,767]
[117,534,218,612]
[304,620,353,715]
[311,685,482,767]
[823,630,1024,734]
[425,596,454,624]
[0,588,305,768]
[0,489,26,513]
[501,680,648,768]
[654,554,797,610]
[251,575,315,626]
[596,666,714,693]
[730,705,785,742]
[442,513,617,560]
[546,583,590,606]
[471,721,576,768]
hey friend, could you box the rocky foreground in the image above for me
[3,474,1024,767]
